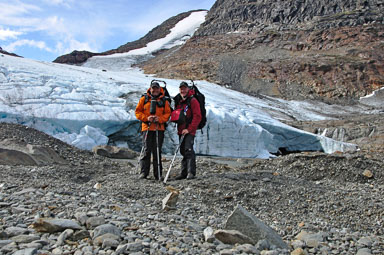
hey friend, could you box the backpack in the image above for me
[173,81,207,130]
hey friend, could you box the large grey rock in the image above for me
[31,218,82,233]
[356,248,372,255]
[10,235,40,244]
[92,145,138,159]
[5,227,30,237]
[12,248,38,255]
[225,205,288,249]
[0,240,13,248]
[0,140,67,166]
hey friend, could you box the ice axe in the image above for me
[163,134,185,184]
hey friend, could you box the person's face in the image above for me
[151,86,160,96]
[179,86,189,98]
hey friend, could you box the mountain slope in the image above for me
[139,0,384,105]
[53,10,205,65]
[0,47,21,58]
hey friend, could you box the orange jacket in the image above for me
[135,87,171,131]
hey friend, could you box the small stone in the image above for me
[291,248,307,255]
[162,187,180,210]
[86,216,106,229]
[220,249,235,255]
[214,229,254,245]
[291,240,305,249]
[236,243,260,254]
[362,170,373,178]
[203,227,215,243]
[306,238,319,248]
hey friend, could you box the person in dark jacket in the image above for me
[174,81,202,180]
[135,82,171,180]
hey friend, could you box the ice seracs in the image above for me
[0,53,359,158]
[0,11,362,158]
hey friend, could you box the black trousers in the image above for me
[140,130,164,179]
[179,134,196,177]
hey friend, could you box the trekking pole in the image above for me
[163,134,185,184]
[156,122,161,181]
[135,122,151,174]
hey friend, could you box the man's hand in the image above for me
[181,129,189,135]
[148,115,158,122]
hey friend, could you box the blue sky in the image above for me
[0,0,215,62]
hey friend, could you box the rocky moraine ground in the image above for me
[0,121,383,255]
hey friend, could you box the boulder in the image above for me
[0,140,67,166]
[92,145,138,159]
[225,205,288,249]
[31,218,82,233]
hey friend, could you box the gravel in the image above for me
[0,122,383,254]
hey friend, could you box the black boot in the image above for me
[186,173,195,179]
[139,173,147,179]
[186,157,196,179]
[175,175,187,180]
[175,158,188,180]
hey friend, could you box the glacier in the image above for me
[0,10,373,158]
[0,53,361,158]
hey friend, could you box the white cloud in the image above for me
[5,37,95,56]
[40,0,74,8]
[0,1,41,27]
[0,0,215,60]
[0,28,22,40]
[61,39,95,54]
[53,37,97,55]
[5,39,53,52]
[0,1,40,16]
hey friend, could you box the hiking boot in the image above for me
[186,173,195,180]
[139,173,147,179]
[175,175,187,180]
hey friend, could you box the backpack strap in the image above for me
[185,96,195,126]
[144,93,170,108]
[142,94,149,104]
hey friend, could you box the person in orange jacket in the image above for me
[135,81,171,180]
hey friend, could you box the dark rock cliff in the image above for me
[0,48,21,58]
[196,0,383,35]
[140,0,384,104]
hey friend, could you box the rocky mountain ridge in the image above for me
[139,0,384,104]
[195,0,384,35]
[53,10,203,65]
[0,47,20,58]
